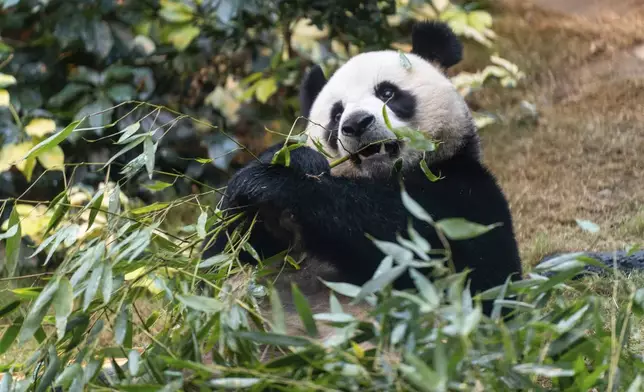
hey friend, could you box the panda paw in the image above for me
[223,145,328,209]
[257,144,330,176]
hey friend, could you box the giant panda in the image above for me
[202,21,523,335]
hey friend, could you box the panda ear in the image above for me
[300,65,327,118]
[411,21,463,69]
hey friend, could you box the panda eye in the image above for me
[330,101,344,124]
[380,88,395,101]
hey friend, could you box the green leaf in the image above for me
[627,375,643,392]
[54,363,82,389]
[420,160,444,182]
[107,184,121,228]
[53,278,73,341]
[83,264,103,311]
[0,371,12,392]
[0,224,18,241]
[355,264,407,302]
[401,188,433,223]
[408,223,431,253]
[23,120,80,162]
[513,364,575,378]
[271,144,291,167]
[143,136,156,180]
[209,378,261,389]
[44,194,69,235]
[291,284,318,337]
[168,25,200,51]
[130,202,169,215]
[233,331,311,347]
[371,239,414,263]
[37,225,79,266]
[575,219,600,233]
[401,352,443,392]
[435,218,502,240]
[19,279,60,343]
[198,254,231,269]
[83,263,104,311]
[128,350,140,376]
[391,322,407,345]
[255,78,278,104]
[0,317,21,355]
[86,189,105,231]
[269,287,287,334]
[534,252,587,273]
[634,288,644,316]
[321,280,361,298]
[399,51,413,70]
[329,293,343,314]
[313,313,355,323]
[196,210,208,239]
[116,123,142,144]
[176,294,225,313]
[0,73,17,88]
[409,269,440,309]
[114,305,130,345]
[143,181,173,191]
[3,208,21,277]
[0,301,20,318]
[382,103,393,130]
[102,263,113,304]
[461,305,482,336]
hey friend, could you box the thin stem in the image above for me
[8,103,22,130]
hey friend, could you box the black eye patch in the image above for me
[323,101,343,151]
[375,81,416,121]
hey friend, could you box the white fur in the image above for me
[304,50,477,178]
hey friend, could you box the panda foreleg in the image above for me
[219,165,411,286]
[201,144,332,264]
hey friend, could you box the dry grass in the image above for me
[470,0,644,267]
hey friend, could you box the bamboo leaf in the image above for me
[291,284,318,337]
[435,218,502,240]
[23,120,80,161]
[53,278,73,341]
[176,294,225,313]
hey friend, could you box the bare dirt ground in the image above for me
[469,0,644,267]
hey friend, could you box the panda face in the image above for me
[300,22,476,179]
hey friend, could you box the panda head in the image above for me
[301,21,479,179]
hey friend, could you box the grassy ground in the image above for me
[467,0,644,268]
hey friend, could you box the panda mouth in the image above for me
[355,141,401,160]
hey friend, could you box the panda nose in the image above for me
[341,112,375,137]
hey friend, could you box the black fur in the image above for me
[299,65,327,118]
[411,21,463,69]
[202,140,522,315]
[375,81,417,120]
